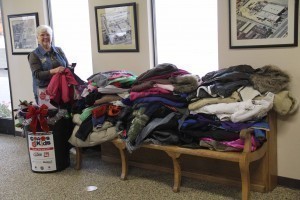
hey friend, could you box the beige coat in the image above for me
[68,114,118,147]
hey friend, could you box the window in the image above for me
[50,0,92,81]
[152,0,218,77]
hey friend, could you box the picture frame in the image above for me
[8,13,39,55]
[229,0,298,49]
[95,3,139,52]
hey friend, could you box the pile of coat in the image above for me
[122,63,200,152]
[120,64,298,152]
[68,70,137,147]
[68,64,298,152]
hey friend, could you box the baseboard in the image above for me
[15,131,24,137]
[278,176,300,190]
[0,118,15,135]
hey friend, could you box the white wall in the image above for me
[88,0,154,76]
[218,1,300,180]
[3,0,300,180]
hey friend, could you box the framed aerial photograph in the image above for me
[229,0,298,48]
[8,13,39,55]
[95,3,139,52]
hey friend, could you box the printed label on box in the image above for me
[28,132,57,172]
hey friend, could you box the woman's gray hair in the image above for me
[36,25,53,38]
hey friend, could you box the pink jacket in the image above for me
[46,68,78,104]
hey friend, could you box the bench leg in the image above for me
[239,154,250,200]
[166,151,181,192]
[75,147,82,170]
[112,140,128,180]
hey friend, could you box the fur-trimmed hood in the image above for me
[170,74,200,93]
[250,65,290,94]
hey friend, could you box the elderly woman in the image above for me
[28,25,69,103]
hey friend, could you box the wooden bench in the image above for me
[74,111,277,200]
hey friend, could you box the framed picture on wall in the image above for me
[95,3,139,52]
[229,0,299,48]
[8,12,39,55]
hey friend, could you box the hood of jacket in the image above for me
[250,65,290,94]
[170,74,200,93]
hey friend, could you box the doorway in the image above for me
[0,3,14,135]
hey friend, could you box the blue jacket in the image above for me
[29,44,69,102]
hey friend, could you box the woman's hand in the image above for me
[50,66,65,74]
